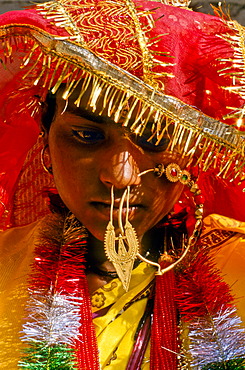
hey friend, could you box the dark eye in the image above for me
[136,134,170,152]
[72,128,105,144]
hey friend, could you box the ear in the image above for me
[40,128,53,174]
[40,126,49,148]
[40,126,52,165]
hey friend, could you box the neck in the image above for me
[86,228,162,269]
[86,233,109,266]
[85,229,162,294]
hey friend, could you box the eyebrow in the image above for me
[65,104,116,125]
[64,102,159,135]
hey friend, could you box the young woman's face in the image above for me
[47,89,186,242]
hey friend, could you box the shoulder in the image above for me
[202,214,245,325]
[0,220,42,292]
[0,221,41,258]
[200,213,245,250]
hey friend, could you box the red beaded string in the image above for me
[76,277,100,369]
[150,267,179,370]
[54,219,100,369]
[149,167,204,370]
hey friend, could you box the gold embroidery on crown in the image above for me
[36,1,84,43]
[214,6,245,126]
[36,0,174,90]
[0,8,244,182]
[149,0,191,8]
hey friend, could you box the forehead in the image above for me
[56,89,117,127]
[52,85,188,164]
[55,83,165,135]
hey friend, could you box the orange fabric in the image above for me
[204,214,245,324]
[0,222,39,369]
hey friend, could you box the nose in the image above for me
[99,140,141,189]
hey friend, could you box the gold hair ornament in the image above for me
[104,164,203,290]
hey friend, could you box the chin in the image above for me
[78,213,147,244]
[84,224,106,242]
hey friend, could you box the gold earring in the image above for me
[104,186,139,291]
[157,179,204,274]
[41,144,53,174]
[133,165,204,275]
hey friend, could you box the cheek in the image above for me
[131,178,184,239]
[50,145,77,192]
[147,181,184,224]
[51,152,94,196]
[48,131,94,207]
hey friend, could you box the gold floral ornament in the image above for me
[91,291,106,308]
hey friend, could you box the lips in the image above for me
[90,201,145,221]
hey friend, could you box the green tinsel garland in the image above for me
[19,342,77,369]
[202,358,245,370]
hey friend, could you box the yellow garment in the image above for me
[202,214,245,325]
[0,214,245,369]
[91,262,155,369]
[0,221,39,369]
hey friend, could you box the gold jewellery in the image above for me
[104,163,204,291]
[104,186,139,291]
[141,163,191,184]
[41,144,53,175]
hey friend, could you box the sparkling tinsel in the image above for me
[22,292,83,346]
[19,343,76,369]
[19,213,100,369]
[175,248,245,369]
[189,306,245,368]
[18,212,245,369]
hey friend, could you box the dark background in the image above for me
[0,0,244,25]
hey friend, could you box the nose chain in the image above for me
[104,163,204,291]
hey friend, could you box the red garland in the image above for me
[150,248,235,370]
[175,249,234,321]
[150,266,179,370]
[30,214,100,369]
[76,278,99,370]
[29,213,236,370]
[57,222,99,369]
